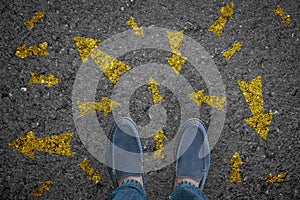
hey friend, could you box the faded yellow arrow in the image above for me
[208,2,234,37]
[25,11,45,30]
[32,180,52,199]
[222,42,243,61]
[73,36,102,63]
[90,48,131,85]
[14,42,49,59]
[73,36,131,84]
[153,128,167,159]
[9,131,74,159]
[148,77,164,104]
[77,96,120,118]
[166,30,187,74]
[29,72,60,87]
[264,172,288,183]
[238,75,274,141]
[229,152,243,183]
[189,90,226,111]
[78,157,102,184]
[274,5,291,25]
[126,16,144,37]
[167,30,184,55]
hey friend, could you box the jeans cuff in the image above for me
[121,178,143,188]
[177,180,198,188]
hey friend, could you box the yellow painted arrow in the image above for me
[126,16,144,36]
[73,36,131,84]
[222,42,243,61]
[32,180,52,199]
[9,131,74,159]
[148,77,164,104]
[77,96,120,118]
[167,30,184,55]
[74,36,131,84]
[14,42,49,59]
[73,36,102,62]
[153,128,167,159]
[208,2,234,37]
[78,157,102,184]
[25,11,45,30]
[189,90,226,111]
[244,113,273,141]
[166,53,186,75]
[90,48,131,85]
[274,5,291,25]
[263,172,288,183]
[229,152,243,183]
[238,75,274,141]
[166,30,187,74]
[29,72,60,87]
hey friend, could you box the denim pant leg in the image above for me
[110,179,148,200]
[169,181,208,200]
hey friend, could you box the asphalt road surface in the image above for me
[0,0,299,199]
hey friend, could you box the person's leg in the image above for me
[169,181,208,200]
[110,179,147,200]
[107,118,148,200]
[170,118,211,200]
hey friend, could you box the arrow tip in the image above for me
[14,44,28,59]
[245,112,274,141]
[9,130,35,159]
[229,151,243,165]
[148,77,159,87]
[166,53,186,74]
[126,16,144,37]
[89,171,102,184]
[189,90,206,107]
[47,74,61,87]
[74,36,102,62]
[153,128,167,141]
[43,180,52,188]
[233,42,243,51]
[220,2,235,18]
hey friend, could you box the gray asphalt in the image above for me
[0,0,299,199]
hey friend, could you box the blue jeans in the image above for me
[110,179,208,200]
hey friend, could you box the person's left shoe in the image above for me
[107,117,145,188]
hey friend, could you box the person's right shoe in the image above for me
[174,118,211,190]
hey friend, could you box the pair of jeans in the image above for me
[110,179,208,200]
